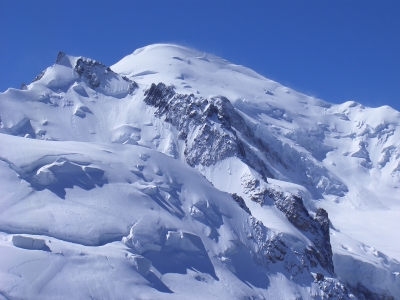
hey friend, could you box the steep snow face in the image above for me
[0,44,399,299]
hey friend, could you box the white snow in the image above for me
[0,43,399,299]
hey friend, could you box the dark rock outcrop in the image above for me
[266,189,334,275]
[144,82,274,179]
[32,69,46,83]
[74,57,137,94]
[316,276,350,299]
[143,83,349,198]
[231,193,251,214]
[75,58,111,89]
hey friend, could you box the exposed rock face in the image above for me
[75,58,112,89]
[315,275,351,300]
[122,75,139,95]
[266,189,335,275]
[231,193,251,214]
[144,82,336,276]
[75,57,138,94]
[315,208,331,241]
[249,215,340,293]
[144,83,349,199]
[264,235,288,263]
[144,83,241,166]
[55,51,67,63]
[144,82,274,179]
[32,70,46,83]
[241,173,268,205]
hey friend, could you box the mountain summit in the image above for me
[0,44,399,299]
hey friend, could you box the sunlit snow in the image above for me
[0,44,399,299]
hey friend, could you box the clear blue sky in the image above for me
[1,1,399,111]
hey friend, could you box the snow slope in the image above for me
[0,44,399,299]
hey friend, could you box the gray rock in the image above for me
[144,82,274,179]
[231,193,251,214]
[267,189,335,275]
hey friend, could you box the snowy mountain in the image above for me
[0,44,399,299]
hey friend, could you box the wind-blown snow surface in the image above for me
[0,44,399,299]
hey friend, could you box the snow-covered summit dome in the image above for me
[112,43,272,100]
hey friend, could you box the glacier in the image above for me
[0,44,399,299]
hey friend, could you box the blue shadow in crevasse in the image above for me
[144,233,218,281]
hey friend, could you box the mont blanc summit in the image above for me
[1,44,399,299]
